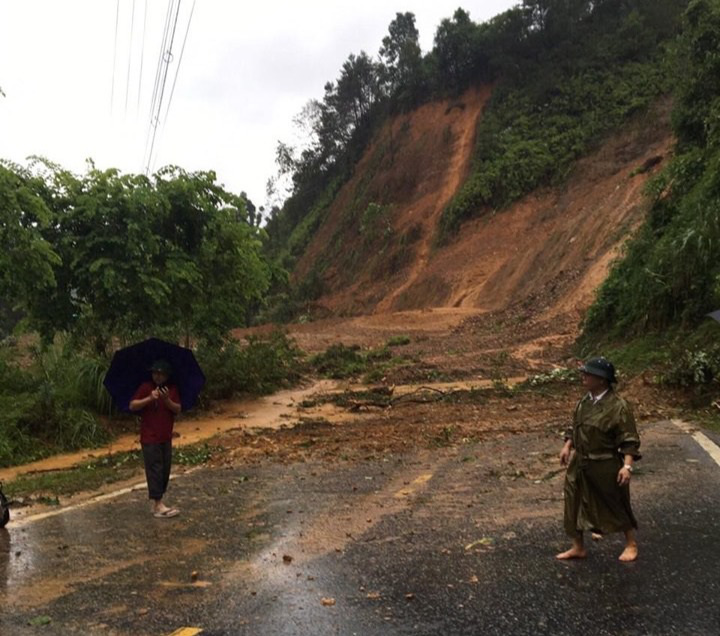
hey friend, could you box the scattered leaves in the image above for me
[464,537,494,551]
[28,615,52,626]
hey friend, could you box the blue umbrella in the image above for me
[708,310,720,323]
[103,338,206,413]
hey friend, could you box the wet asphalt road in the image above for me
[2,419,720,636]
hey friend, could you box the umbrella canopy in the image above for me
[103,338,206,413]
[708,310,720,323]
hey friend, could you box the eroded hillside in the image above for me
[295,90,673,330]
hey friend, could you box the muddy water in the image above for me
[0,380,339,483]
[0,377,528,483]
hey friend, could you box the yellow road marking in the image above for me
[394,473,433,498]
[167,628,203,636]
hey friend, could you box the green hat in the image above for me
[149,359,172,375]
[580,357,616,383]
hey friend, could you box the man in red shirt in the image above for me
[130,359,182,518]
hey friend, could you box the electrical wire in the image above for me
[143,0,176,171]
[110,0,120,114]
[147,0,175,136]
[145,0,183,174]
[136,0,148,115]
[124,0,136,116]
[152,0,197,173]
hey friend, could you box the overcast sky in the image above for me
[0,1,517,208]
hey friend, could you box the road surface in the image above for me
[2,418,719,635]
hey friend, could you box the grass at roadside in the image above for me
[0,330,302,468]
[4,443,220,500]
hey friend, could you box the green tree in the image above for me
[433,9,480,94]
[379,12,424,108]
[0,163,60,321]
[584,0,720,337]
[672,0,720,150]
[20,162,271,351]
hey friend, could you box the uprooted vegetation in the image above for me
[309,343,414,383]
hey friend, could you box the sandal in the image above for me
[153,508,179,518]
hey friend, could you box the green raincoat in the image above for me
[563,390,641,536]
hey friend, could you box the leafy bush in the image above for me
[196,331,303,404]
[662,346,720,387]
[0,343,112,467]
[310,344,367,379]
[310,343,411,382]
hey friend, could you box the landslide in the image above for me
[295,92,673,330]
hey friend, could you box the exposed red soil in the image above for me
[295,86,493,315]
[294,92,673,343]
[227,96,680,474]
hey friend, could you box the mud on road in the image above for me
[2,413,717,636]
[0,309,692,635]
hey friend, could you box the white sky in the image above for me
[0,1,517,209]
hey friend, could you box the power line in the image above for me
[143,0,176,172]
[110,0,120,114]
[163,0,196,128]
[152,0,197,173]
[149,0,176,123]
[136,0,148,115]
[124,0,136,116]
[145,0,183,175]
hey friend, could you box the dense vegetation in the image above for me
[437,0,686,239]
[1,160,270,350]
[0,160,296,466]
[583,0,720,382]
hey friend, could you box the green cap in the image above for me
[149,359,172,375]
[580,357,616,383]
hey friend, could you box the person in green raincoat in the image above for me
[556,357,640,562]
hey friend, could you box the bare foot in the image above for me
[556,547,588,560]
[618,544,638,562]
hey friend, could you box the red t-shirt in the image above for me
[132,381,181,444]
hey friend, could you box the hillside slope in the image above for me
[295,92,673,325]
[295,87,492,313]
